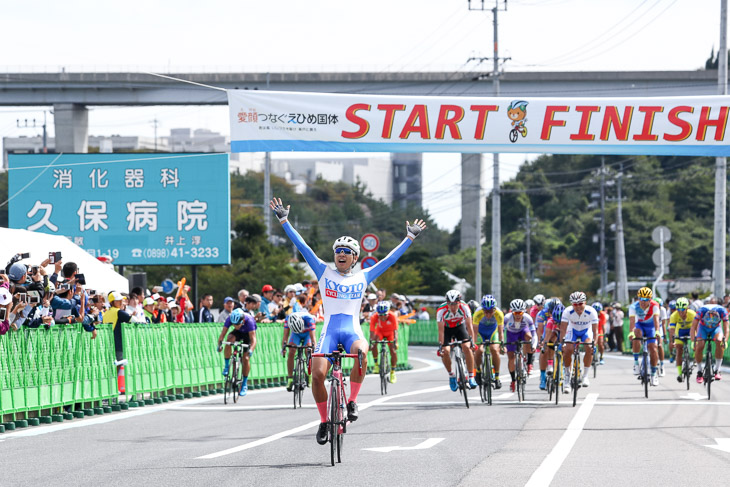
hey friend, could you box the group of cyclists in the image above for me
[213,196,730,448]
[435,284,728,398]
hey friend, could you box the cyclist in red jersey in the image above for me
[370,301,399,383]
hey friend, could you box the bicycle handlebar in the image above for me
[222,342,250,349]
[504,340,532,345]
[286,344,313,349]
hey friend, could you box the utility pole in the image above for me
[713,0,728,299]
[151,118,159,152]
[16,113,49,153]
[469,0,508,305]
[264,152,272,242]
[615,162,629,304]
[525,207,531,283]
[599,156,607,297]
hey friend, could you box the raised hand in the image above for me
[269,197,290,223]
[406,218,427,239]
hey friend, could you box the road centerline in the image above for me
[524,393,599,487]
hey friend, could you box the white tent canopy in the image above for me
[0,227,129,294]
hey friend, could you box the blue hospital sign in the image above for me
[8,153,231,265]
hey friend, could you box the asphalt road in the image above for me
[2,346,730,486]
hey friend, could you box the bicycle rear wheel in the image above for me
[337,383,346,463]
[329,379,338,466]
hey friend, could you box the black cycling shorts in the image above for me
[443,325,470,346]
[228,328,251,345]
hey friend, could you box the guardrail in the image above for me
[0,321,411,431]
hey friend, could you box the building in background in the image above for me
[4,129,421,208]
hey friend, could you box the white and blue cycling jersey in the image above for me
[561,305,598,341]
[281,221,413,354]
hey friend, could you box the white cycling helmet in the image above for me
[533,294,545,305]
[510,299,527,312]
[288,313,306,334]
[569,291,587,304]
[445,289,461,303]
[525,299,535,308]
[332,236,360,256]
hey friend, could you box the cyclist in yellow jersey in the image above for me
[669,297,696,382]
[473,294,505,389]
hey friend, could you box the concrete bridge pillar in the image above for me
[53,103,88,153]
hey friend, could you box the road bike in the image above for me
[506,340,531,403]
[701,338,717,400]
[478,340,499,405]
[675,336,694,389]
[564,340,592,407]
[286,344,311,409]
[591,344,599,378]
[446,338,473,409]
[633,336,651,398]
[546,341,563,405]
[372,339,395,395]
[222,342,249,405]
[311,345,363,466]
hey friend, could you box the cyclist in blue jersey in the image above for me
[270,197,426,445]
[281,311,318,391]
[691,303,729,383]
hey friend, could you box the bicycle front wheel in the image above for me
[232,359,240,404]
[554,353,562,405]
[572,360,579,407]
[485,353,493,406]
[515,354,524,403]
[642,355,649,399]
[456,356,469,408]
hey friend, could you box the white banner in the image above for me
[228,90,729,156]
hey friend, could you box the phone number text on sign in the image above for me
[136,247,221,259]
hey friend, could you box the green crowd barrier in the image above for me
[2,320,413,423]
[1,324,117,425]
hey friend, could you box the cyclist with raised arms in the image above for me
[437,290,478,391]
[629,287,660,386]
[281,311,317,391]
[472,294,505,389]
[270,197,426,445]
[504,298,534,393]
[691,302,729,383]
[217,306,257,396]
[370,300,399,383]
[561,291,598,393]
[668,297,695,382]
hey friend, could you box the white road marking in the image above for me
[705,438,730,453]
[595,401,730,406]
[680,392,703,401]
[0,357,443,442]
[363,437,445,453]
[196,384,450,459]
[0,395,219,440]
[524,393,599,487]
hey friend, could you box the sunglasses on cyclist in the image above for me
[334,247,354,255]
[639,297,650,302]
[512,311,524,315]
